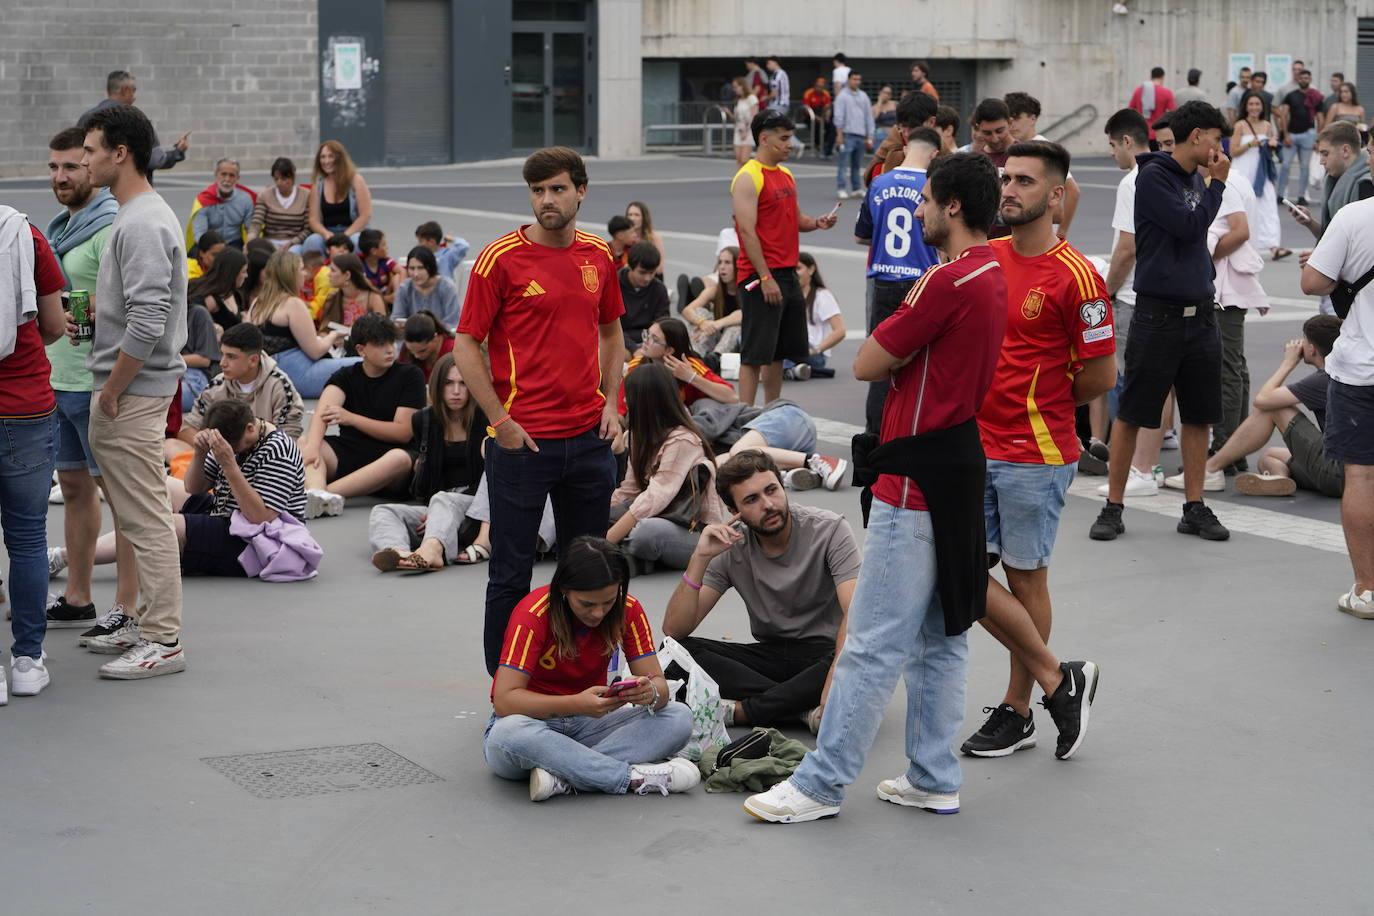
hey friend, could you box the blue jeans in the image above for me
[836,132,865,193]
[53,389,99,475]
[1,413,57,659]
[790,501,968,805]
[483,427,617,674]
[1277,129,1315,198]
[181,368,210,412]
[273,347,361,400]
[484,703,693,793]
[301,230,361,257]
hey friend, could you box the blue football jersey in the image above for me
[855,167,940,281]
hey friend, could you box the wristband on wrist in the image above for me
[491,414,513,430]
[647,681,661,713]
[760,274,773,283]
[682,573,702,591]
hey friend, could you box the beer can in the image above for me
[70,289,93,341]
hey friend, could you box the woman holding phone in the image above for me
[484,536,699,801]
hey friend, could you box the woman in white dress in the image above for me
[1228,91,1291,260]
[732,77,759,166]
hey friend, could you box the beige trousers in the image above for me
[88,393,183,643]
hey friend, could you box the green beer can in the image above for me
[70,289,93,341]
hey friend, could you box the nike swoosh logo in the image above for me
[1023,723,1031,733]
[1067,675,1077,698]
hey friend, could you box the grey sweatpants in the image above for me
[368,475,556,563]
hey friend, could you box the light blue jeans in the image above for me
[1277,128,1315,198]
[1,413,57,659]
[483,702,693,794]
[790,501,968,805]
[836,132,865,193]
[273,347,361,400]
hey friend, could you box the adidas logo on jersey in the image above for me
[522,280,547,298]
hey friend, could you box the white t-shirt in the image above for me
[806,288,842,351]
[1111,167,1138,307]
[832,65,851,90]
[1308,198,1374,386]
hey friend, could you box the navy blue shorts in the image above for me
[180,493,248,577]
[1324,379,1374,466]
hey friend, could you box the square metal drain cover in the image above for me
[202,743,442,799]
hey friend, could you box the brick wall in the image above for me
[0,0,318,178]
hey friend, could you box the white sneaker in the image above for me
[98,639,187,680]
[837,189,850,201]
[1336,586,1374,620]
[305,489,344,519]
[782,467,821,490]
[10,654,49,697]
[85,618,142,654]
[629,758,701,796]
[1096,466,1159,498]
[0,664,7,706]
[1162,469,1224,492]
[48,483,64,505]
[1161,429,1180,450]
[744,778,839,823]
[876,774,960,813]
[529,767,573,802]
[48,547,67,579]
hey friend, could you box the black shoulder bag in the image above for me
[1329,263,1374,321]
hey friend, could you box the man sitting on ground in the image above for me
[190,159,255,249]
[1166,315,1345,498]
[168,322,305,461]
[662,450,859,732]
[619,241,671,353]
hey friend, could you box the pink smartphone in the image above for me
[605,678,642,698]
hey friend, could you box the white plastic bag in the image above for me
[657,637,731,761]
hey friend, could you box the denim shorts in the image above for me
[744,403,817,455]
[1324,379,1374,466]
[984,459,1077,570]
[53,389,100,476]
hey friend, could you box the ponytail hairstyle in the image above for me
[798,250,828,323]
[546,536,631,659]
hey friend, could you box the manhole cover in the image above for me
[202,743,442,799]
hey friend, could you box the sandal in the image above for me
[455,543,491,565]
[1272,248,1292,261]
[397,550,444,574]
[371,548,404,572]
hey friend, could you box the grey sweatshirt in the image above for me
[90,190,188,396]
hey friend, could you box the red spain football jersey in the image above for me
[979,239,1115,465]
[731,160,799,281]
[871,246,1007,510]
[495,586,657,698]
[458,227,625,438]
[616,355,732,416]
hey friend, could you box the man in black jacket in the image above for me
[1091,101,1233,543]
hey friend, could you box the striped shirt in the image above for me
[202,427,307,521]
[250,187,311,246]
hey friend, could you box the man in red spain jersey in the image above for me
[731,110,838,407]
[964,141,1115,762]
[746,153,1007,823]
[456,147,626,676]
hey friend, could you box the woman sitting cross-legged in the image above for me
[368,353,492,571]
[484,536,698,802]
[300,313,427,517]
[248,249,356,399]
[608,363,729,572]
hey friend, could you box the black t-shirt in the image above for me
[327,361,426,449]
[409,409,473,491]
[1282,89,1315,134]
[618,268,671,347]
[1287,369,1330,429]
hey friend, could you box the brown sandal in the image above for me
[398,545,446,574]
[1272,247,1292,261]
[371,548,404,572]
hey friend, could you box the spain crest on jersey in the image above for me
[1021,288,1045,320]
[581,264,599,293]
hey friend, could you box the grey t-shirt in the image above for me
[702,503,861,643]
[1287,369,1330,429]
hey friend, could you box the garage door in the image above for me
[384,0,452,165]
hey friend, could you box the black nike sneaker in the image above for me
[1041,661,1100,760]
[960,704,1036,757]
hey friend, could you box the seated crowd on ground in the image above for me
[7,77,1370,824]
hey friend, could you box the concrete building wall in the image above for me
[642,0,1370,153]
[0,0,317,178]
[598,0,644,157]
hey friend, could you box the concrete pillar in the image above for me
[597,0,642,158]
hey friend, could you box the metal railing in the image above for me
[1041,104,1100,146]
[643,101,821,157]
